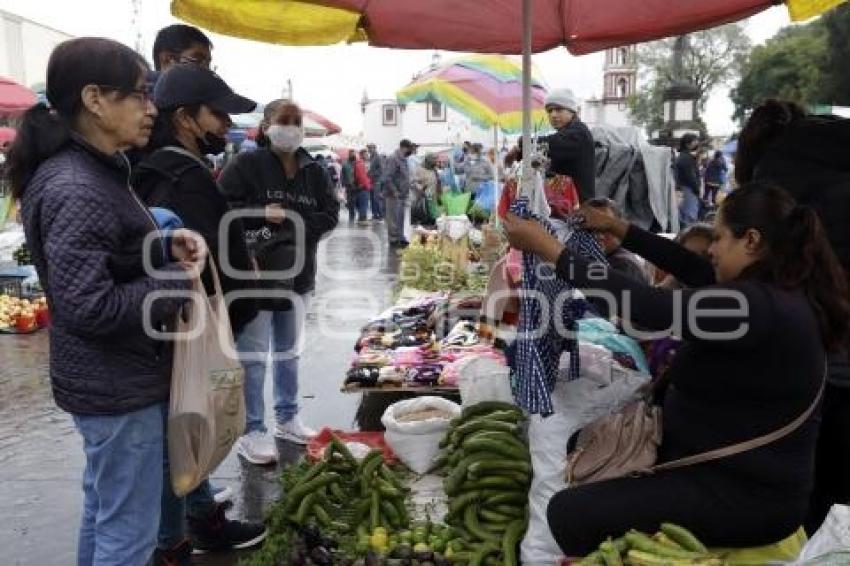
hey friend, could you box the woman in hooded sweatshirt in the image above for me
[219,100,339,464]
[10,38,205,565]
[133,63,266,560]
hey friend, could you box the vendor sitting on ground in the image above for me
[503,183,849,556]
[586,197,651,284]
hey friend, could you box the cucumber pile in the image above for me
[579,524,724,565]
[285,436,410,533]
[438,401,531,566]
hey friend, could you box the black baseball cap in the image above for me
[400,139,416,149]
[154,63,256,114]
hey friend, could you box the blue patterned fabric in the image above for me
[511,198,608,416]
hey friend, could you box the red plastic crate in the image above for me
[307,428,398,464]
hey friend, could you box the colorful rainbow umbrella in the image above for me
[396,55,547,135]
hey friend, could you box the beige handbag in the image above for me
[566,363,826,487]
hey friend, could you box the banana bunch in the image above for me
[579,523,725,565]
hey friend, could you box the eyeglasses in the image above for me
[177,55,216,72]
[97,84,153,104]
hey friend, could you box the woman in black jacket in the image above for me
[134,63,265,557]
[10,38,204,565]
[503,183,849,555]
[735,100,850,533]
[219,100,339,463]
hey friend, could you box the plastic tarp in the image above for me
[171,0,780,56]
[592,125,679,233]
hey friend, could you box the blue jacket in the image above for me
[19,136,190,415]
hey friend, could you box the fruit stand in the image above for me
[0,266,48,334]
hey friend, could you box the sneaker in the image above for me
[236,431,278,465]
[212,485,234,505]
[188,505,268,554]
[274,416,317,445]
[153,539,192,566]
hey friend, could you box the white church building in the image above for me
[582,45,638,129]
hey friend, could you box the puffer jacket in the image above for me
[19,136,190,415]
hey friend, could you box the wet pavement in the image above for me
[0,219,404,566]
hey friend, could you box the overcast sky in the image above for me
[1,0,793,136]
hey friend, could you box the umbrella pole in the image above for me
[520,0,533,199]
[493,123,500,226]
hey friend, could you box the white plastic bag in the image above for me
[457,355,514,407]
[436,215,473,241]
[382,396,461,474]
[792,505,850,565]
[168,264,245,497]
[521,369,649,565]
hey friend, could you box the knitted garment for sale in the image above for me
[511,197,608,416]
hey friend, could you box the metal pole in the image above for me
[493,123,500,225]
[520,0,533,197]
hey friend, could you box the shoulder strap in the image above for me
[652,358,827,474]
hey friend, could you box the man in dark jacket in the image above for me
[134,63,267,560]
[675,133,701,227]
[543,88,596,203]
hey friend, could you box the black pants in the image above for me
[806,378,850,533]
[703,183,721,204]
[547,467,806,557]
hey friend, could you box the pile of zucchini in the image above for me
[437,401,531,566]
[579,524,725,565]
[283,435,410,533]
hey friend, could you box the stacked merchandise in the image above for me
[344,293,507,391]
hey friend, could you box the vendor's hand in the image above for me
[573,204,629,239]
[265,204,286,224]
[502,213,565,264]
[171,229,208,275]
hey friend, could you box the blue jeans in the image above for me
[679,186,700,227]
[73,403,165,566]
[371,185,385,219]
[356,190,370,221]
[237,301,308,434]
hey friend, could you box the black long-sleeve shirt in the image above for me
[545,119,596,203]
[555,225,824,494]
[675,151,700,193]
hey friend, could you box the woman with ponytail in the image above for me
[736,100,850,532]
[11,38,206,565]
[503,183,849,555]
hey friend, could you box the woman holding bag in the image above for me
[503,183,850,555]
[135,63,266,560]
[220,100,339,462]
[10,38,205,565]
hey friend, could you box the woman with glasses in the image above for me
[9,38,206,565]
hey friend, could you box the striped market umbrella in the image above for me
[396,54,547,135]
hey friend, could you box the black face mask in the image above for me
[197,132,227,156]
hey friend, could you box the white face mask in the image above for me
[266,124,304,152]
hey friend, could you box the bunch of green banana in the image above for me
[579,523,725,565]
